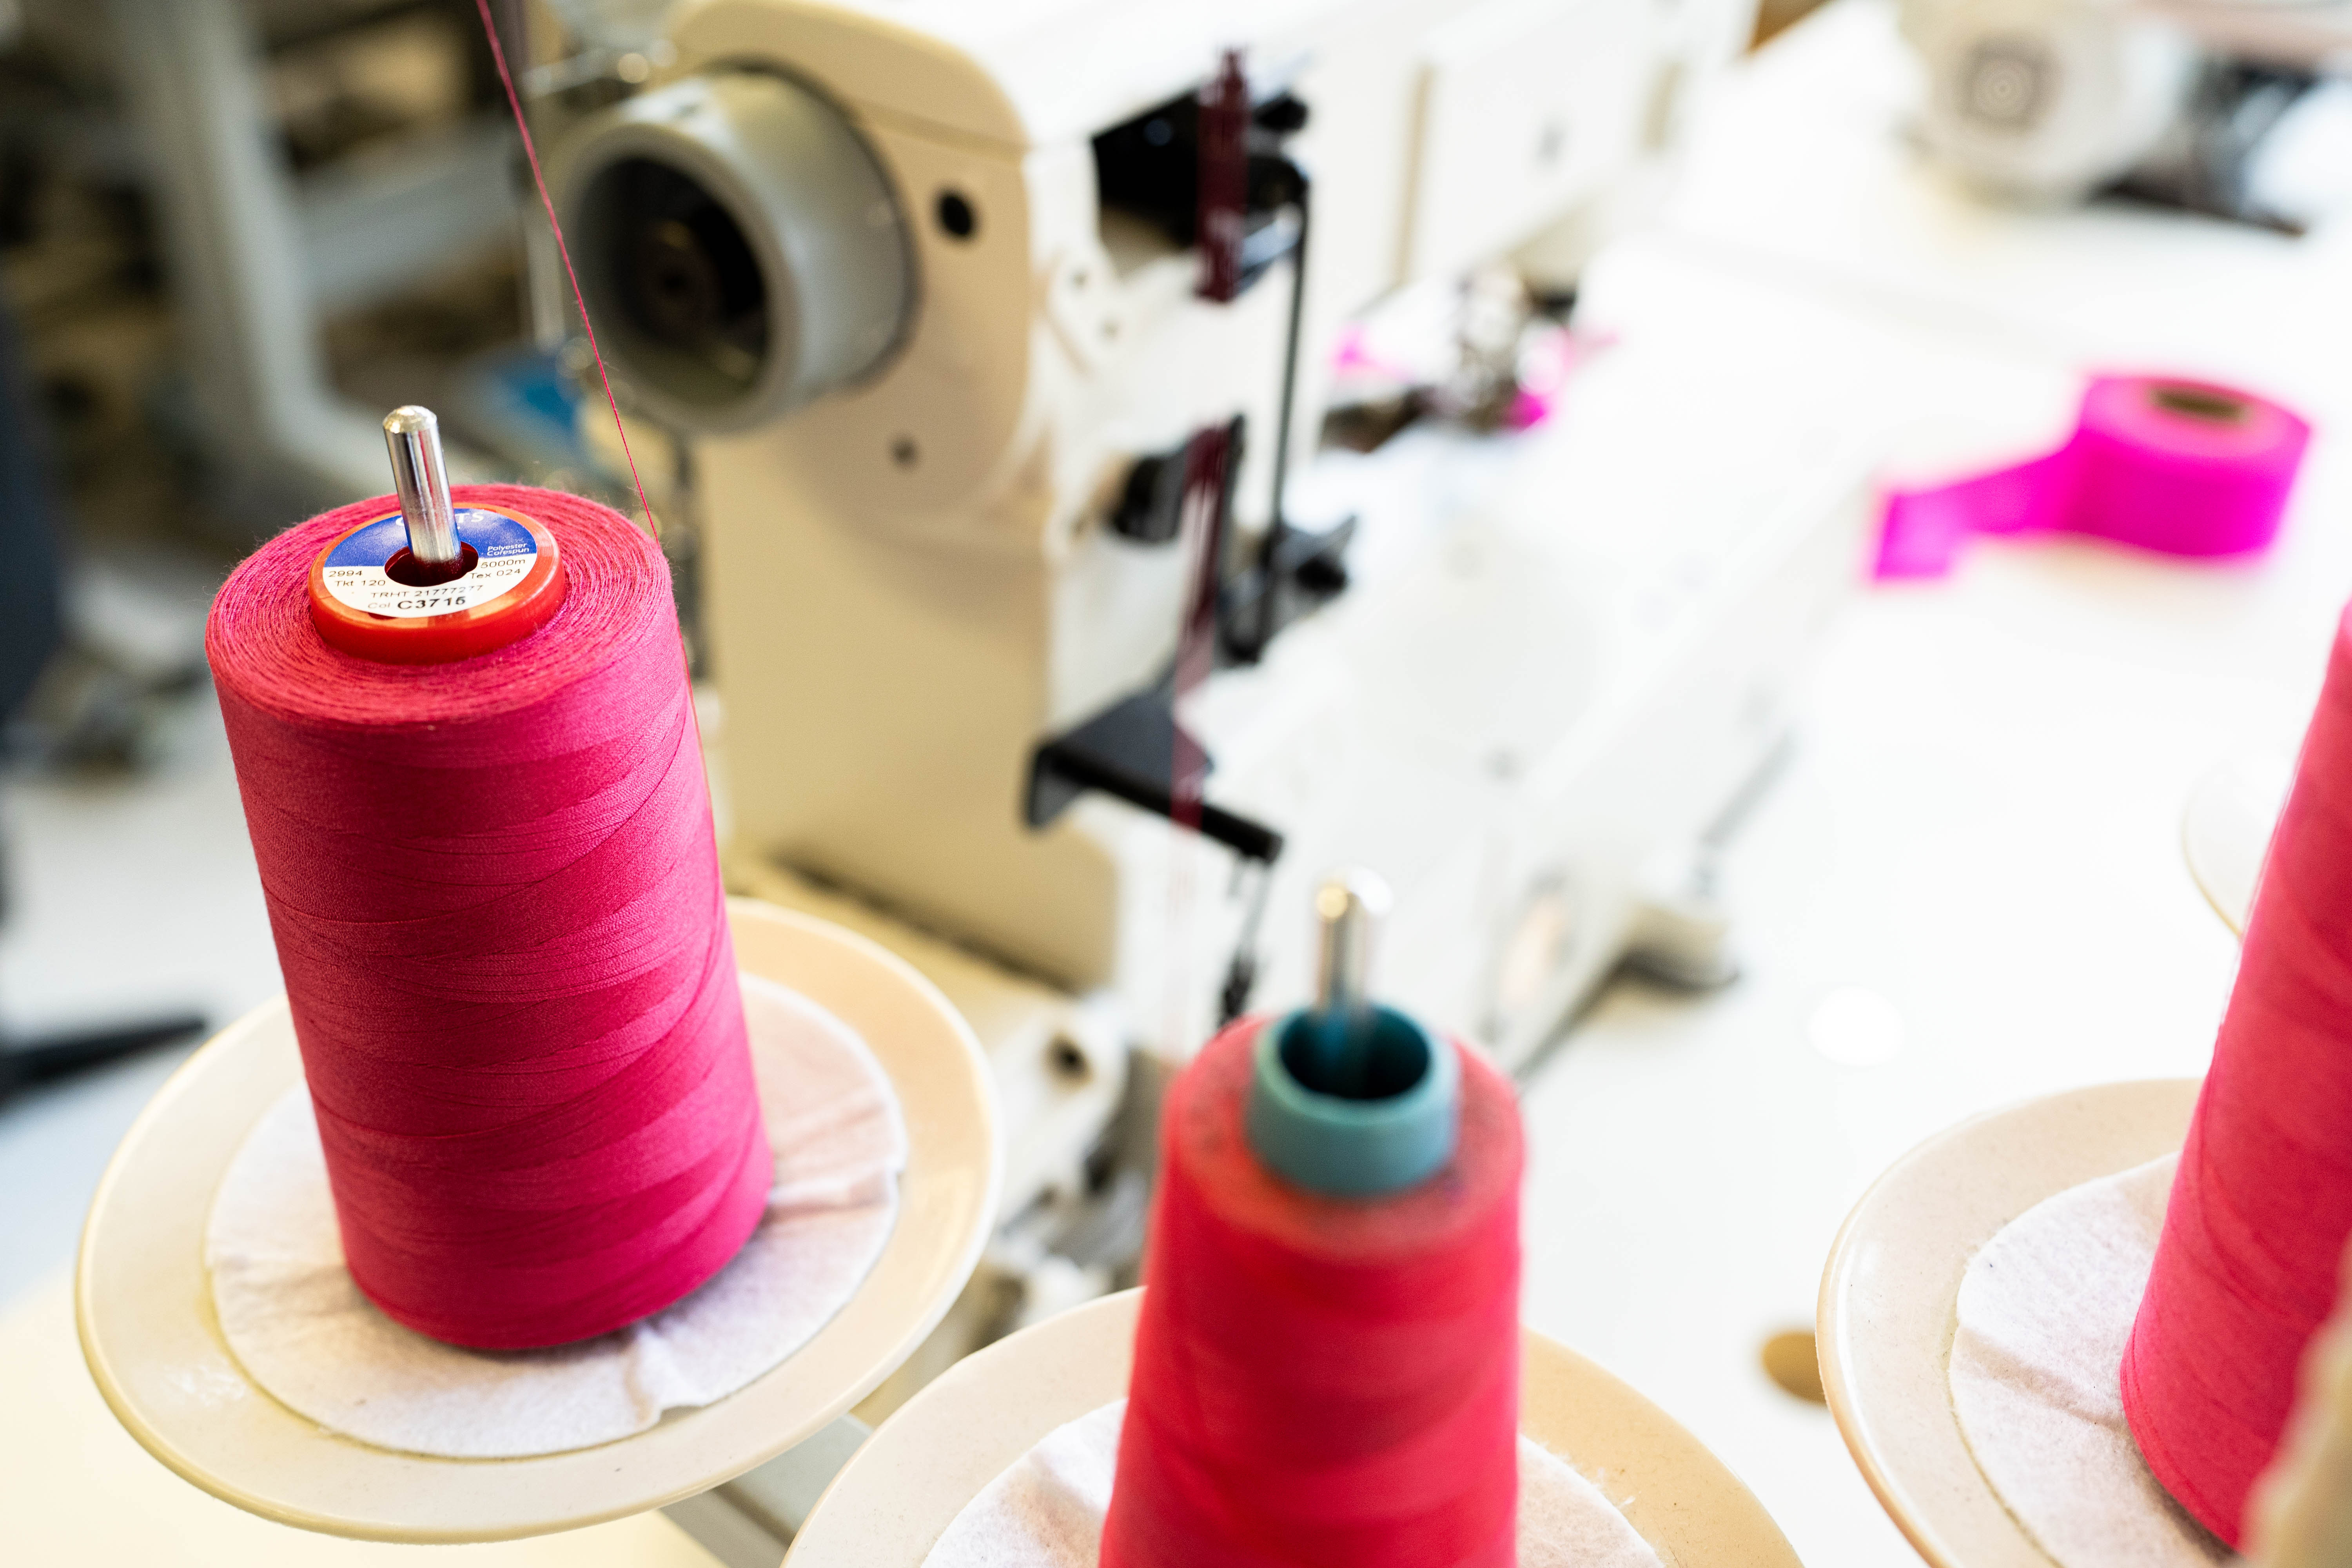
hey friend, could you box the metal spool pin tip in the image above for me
[383,406,460,567]
[1314,869,1394,1021]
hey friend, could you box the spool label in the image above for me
[319,510,539,619]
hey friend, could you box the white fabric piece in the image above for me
[1949,1152,2232,1568]
[206,974,906,1459]
[919,1398,1663,1568]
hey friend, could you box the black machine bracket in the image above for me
[1024,687,1283,866]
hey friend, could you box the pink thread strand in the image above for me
[473,0,659,539]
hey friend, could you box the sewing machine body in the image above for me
[593,0,1838,1082]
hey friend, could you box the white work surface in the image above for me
[1519,3,2350,1566]
[4,1,2349,1561]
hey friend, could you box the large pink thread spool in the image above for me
[208,416,769,1350]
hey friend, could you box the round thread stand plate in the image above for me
[2181,747,2291,939]
[76,898,1001,1543]
[783,1287,1800,1566]
[1817,1079,2201,1568]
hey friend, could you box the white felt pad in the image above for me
[205,975,906,1459]
[919,1399,1664,1568]
[1949,1153,2231,1567]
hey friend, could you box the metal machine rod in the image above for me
[383,406,459,565]
[1314,869,1392,1016]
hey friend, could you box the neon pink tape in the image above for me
[1875,375,2310,581]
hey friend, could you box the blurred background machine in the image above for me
[85,0,532,515]
[1901,0,2352,223]
[543,0,1875,1352]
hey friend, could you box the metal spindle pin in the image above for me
[1314,868,1394,1018]
[383,406,460,567]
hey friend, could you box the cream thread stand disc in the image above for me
[1817,1079,2200,1568]
[76,899,1002,1543]
[783,1287,1801,1567]
[2181,748,2291,939]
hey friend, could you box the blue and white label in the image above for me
[319,508,539,619]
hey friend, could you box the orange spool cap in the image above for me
[307,502,566,663]
[305,405,568,664]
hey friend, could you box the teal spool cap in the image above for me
[1243,869,1461,1198]
[1247,1004,1459,1196]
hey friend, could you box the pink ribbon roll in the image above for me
[1875,375,2310,581]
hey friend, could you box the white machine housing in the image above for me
[558,0,1851,1106]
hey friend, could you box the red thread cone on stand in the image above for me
[1100,1016,1524,1568]
[2124,603,2352,1546]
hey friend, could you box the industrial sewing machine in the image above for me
[548,0,1871,1319]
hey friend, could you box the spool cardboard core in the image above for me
[2149,384,2249,426]
[384,543,479,588]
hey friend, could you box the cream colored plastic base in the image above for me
[1817,1079,2200,1568]
[783,1287,1801,1566]
[75,898,1001,1543]
[2182,748,2291,939]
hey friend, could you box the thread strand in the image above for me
[473,0,659,540]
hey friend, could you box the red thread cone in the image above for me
[211,486,769,1350]
[2124,603,2352,1545]
[1101,1018,1523,1568]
